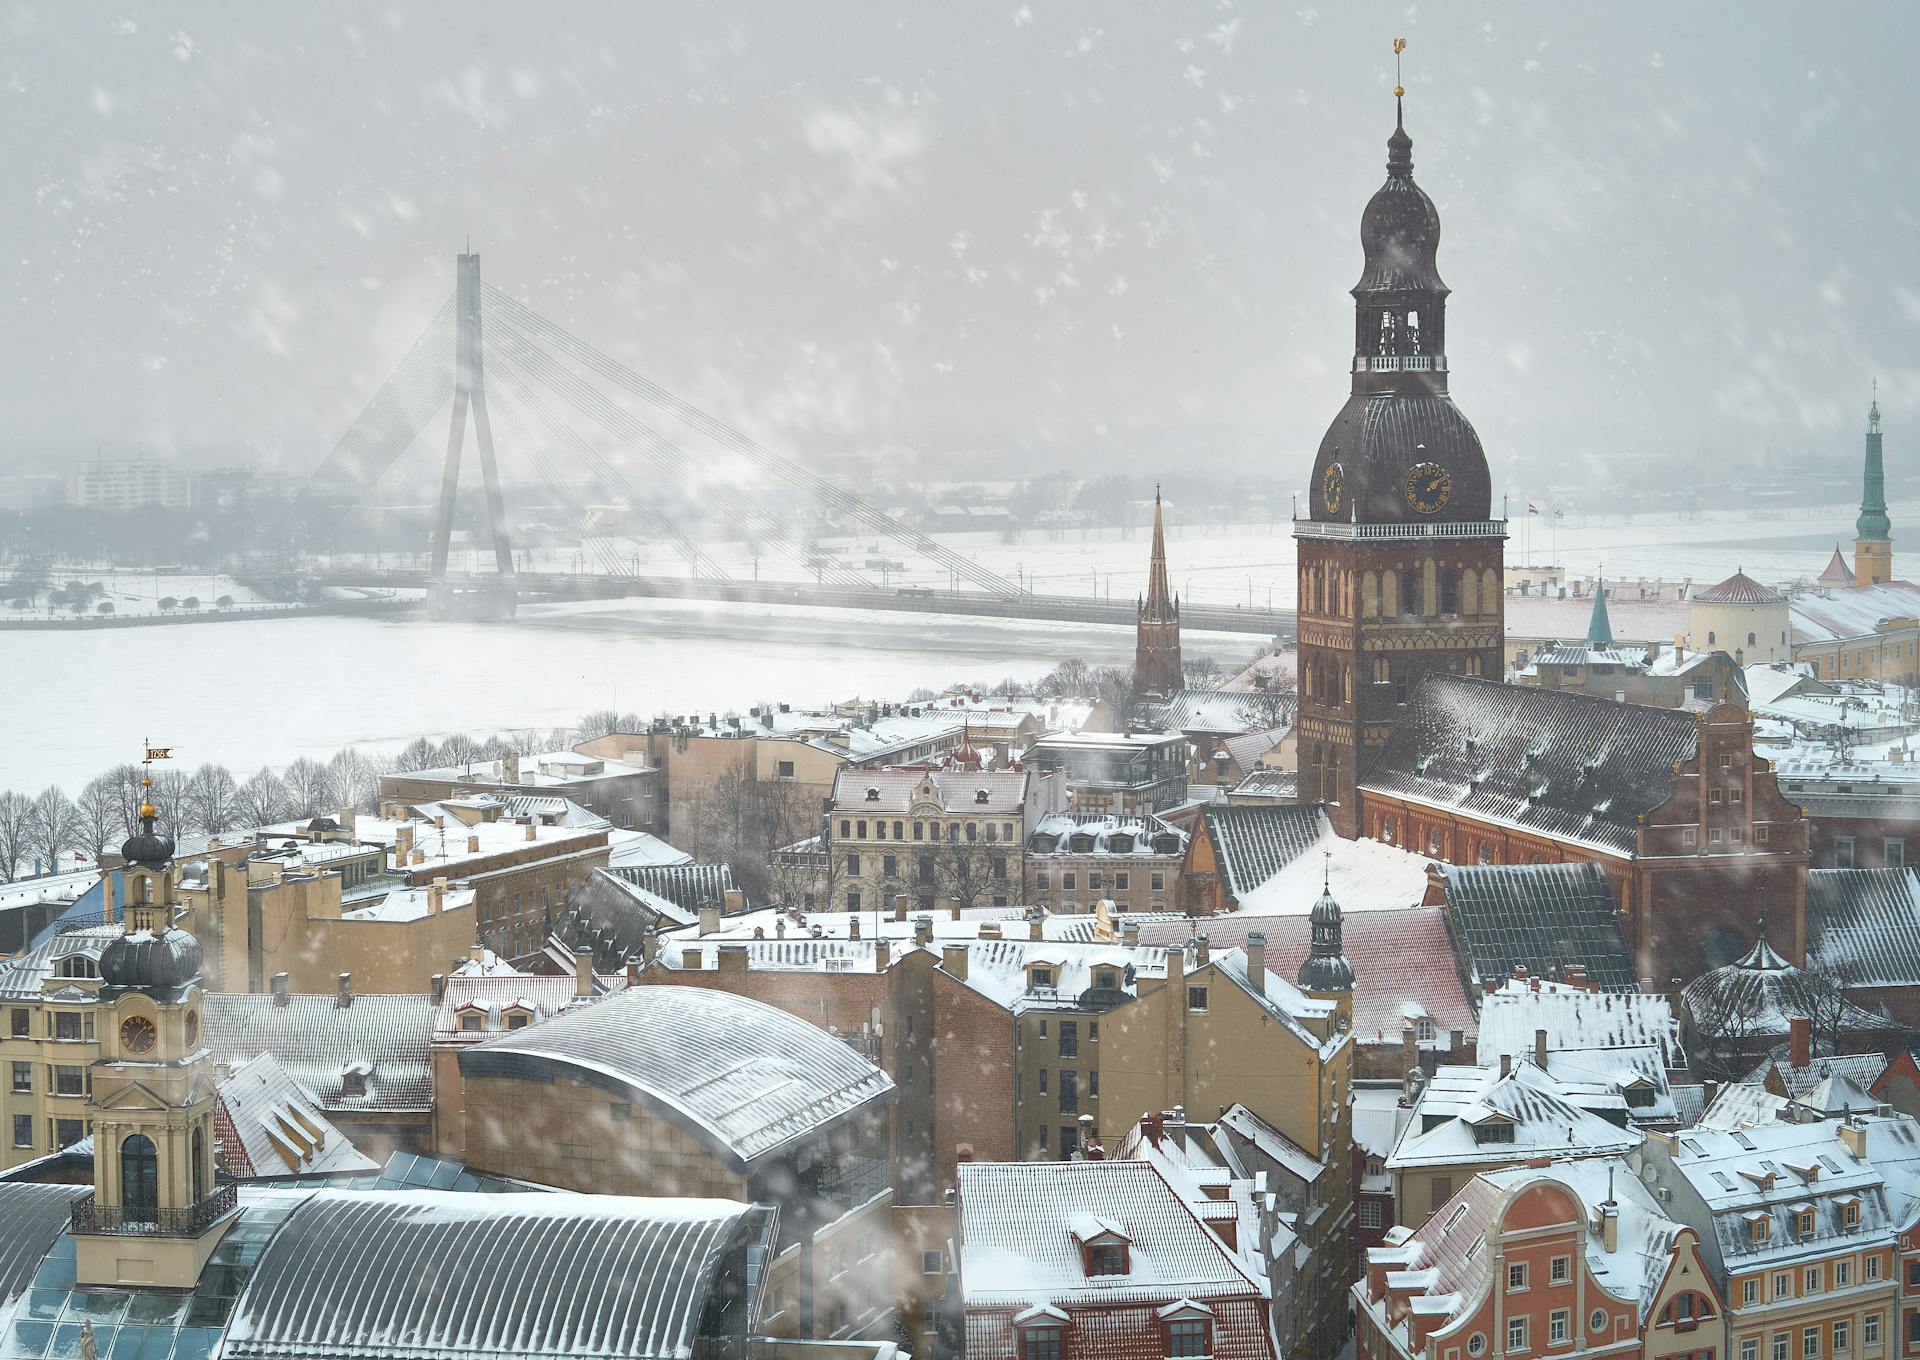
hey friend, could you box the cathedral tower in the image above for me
[1855,385,1892,586]
[73,770,235,1287]
[1135,487,1184,699]
[1294,88,1506,836]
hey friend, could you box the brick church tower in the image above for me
[1135,487,1184,699]
[1294,92,1506,837]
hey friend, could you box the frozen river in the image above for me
[4,497,1906,792]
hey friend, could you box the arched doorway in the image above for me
[121,1133,158,1223]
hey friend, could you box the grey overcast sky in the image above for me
[1,2,1913,488]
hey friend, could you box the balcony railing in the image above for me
[70,1182,237,1237]
[1356,353,1447,373]
[1292,518,1508,541]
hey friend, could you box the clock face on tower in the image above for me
[1405,461,1452,514]
[120,1015,157,1055]
[1321,463,1345,515]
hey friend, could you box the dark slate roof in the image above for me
[1362,676,1698,856]
[558,869,679,968]
[460,986,895,1170]
[1438,862,1638,993]
[1809,868,1920,987]
[1309,393,1493,525]
[0,1184,87,1319]
[1139,689,1288,736]
[1694,571,1787,605]
[205,993,433,1114]
[223,1190,768,1360]
[611,863,737,914]
[1201,805,1327,902]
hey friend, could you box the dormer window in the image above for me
[1794,1205,1816,1237]
[1841,1197,1861,1229]
[504,1006,533,1030]
[975,789,990,804]
[339,1064,371,1099]
[1159,1302,1215,1358]
[56,957,98,979]
[1030,967,1053,990]
[1089,1243,1126,1275]
[1472,1120,1515,1145]
[1747,1213,1771,1244]
[865,788,880,802]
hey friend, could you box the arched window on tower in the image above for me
[1400,571,1421,618]
[121,1134,158,1224]
[1440,571,1461,617]
[1406,310,1422,354]
[1374,657,1390,685]
[1377,309,1397,356]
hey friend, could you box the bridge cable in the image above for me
[305,297,457,501]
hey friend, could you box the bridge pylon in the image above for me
[428,251,517,620]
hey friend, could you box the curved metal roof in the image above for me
[460,987,894,1170]
[1309,392,1493,525]
[0,1185,88,1320]
[223,1190,763,1360]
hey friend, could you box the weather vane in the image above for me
[139,740,171,820]
[1393,37,1407,98]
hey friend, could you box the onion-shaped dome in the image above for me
[1355,102,1447,296]
[1296,887,1356,992]
[100,926,203,994]
[119,803,174,870]
[1679,920,1883,1042]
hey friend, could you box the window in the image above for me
[1887,839,1906,869]
[1359,1200,1383,1229]
[1089,1070,1099,1097]
[1468,1335,1486,1357]
[920,1248,943,1275]
[1773,1271,1790,1299]
[1549,1309,1569,1344]
[8,1009,25,1038]
[1803,1326,1819,1359]
[1865,1313,1880,1347]
[845,890,861,912]
[1508,1316,1528,1353]
[1550,1255,1570,1284]
[1804,1266,1819,1294]
[1835,1258,1852,1287]
[1682,827,1697,848]
[1038,1068,1048,1095]
[1059,1070,1079,1115]
[9,1062,29,1093]
[505,1012,529,1031]
[1797,1209,1816,1237]
[1062,872,1076,890]
[460,1012,483,1032]
[1187,986,1208,1012]
[10,1115,29,1149]
[1058,1022,1078,1058]
[1151,871,1165,891]
[1834,1319,1850,1352]
[1742,1340,1757,1360]
[883,854,897,877]
[53,1065,85,1097]
[55,1119,84,1150]
[1020,1326,1062,1360]
[1771,1333,1788,1360]
[1166,1319,1210,1357]
[776,760,795,778]
[1035,871,1051,891]
[1866,1251,1879,1279]
[1114,872,1129,890]
[1509,1261,1529,1291]
[1089,1243,1126,1275]
[1908,1258,1920,1288]
[1710,788,1723,804]
[1742,1277,1758,1305]
[846,853,860,876]
[1835,836,1856,869]
[1089,1022,1099,1042]
[1910,1310,1920,1346]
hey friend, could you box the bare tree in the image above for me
[184,764,239,834]
[282,757,336,818]
[1184,655,1224,689]
[1237,682,1297,732]
[0,791,29,880]
[102,763,145,836]
[690,758,819,904]
[328,746,386,813]
[1089,664,1136,718]
[392,737,441,772]
[574,709,622,742]
[233,767,291,828]
[75,775,124,865]
[931,834,1013,911]
[25,787,79,874]
[150,769,190,841]
[437,733,485,769]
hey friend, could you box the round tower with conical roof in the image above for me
[1856,385,1893,586]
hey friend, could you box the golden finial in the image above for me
[1393,37,1407,98]
[138,739,170,822]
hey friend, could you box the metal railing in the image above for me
[70,1182,237,1237]
[1356,354,1447,373]
[1292,519,1507,541]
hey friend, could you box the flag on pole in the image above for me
[1527,503,1540,515]
[1553,508,1564,519]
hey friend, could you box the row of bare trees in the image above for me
[0,712,627,883]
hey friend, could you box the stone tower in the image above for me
[1135,487,1184,699]
[74,780,235,1287]
[1294,93,1506,836]
[1855,385,1892,586]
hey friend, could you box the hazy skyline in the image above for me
[2,3,1912,492]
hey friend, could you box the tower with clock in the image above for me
[73,758,235,1287]
[1293,83,1506,837]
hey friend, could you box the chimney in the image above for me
[410,848,426,866]
[1192,934,1209,969]
[1789,1015,1812,1069]
[1245,932,1267,995]
[337,805,357,833]
[1838,1120,1869,1159]
[467,834,480,854]
[718,943,748,977]
[942,942,969,981]
[979,923,1001,940]
[395,824,415,861]
[948,897,964,921]
[523,822,537,842]
[724,888,745,913]
[1078,1114,1103,1160]
[1402,1024,1418,1075]
[430,973,445,1004]
[893,894,909,923]
[699,904,721,936]
[1121,921,1140,947]
[1141,1111,1165,1147]
[427,877,446,915]
[849,915,862,940]
[1599,1192,1620,1253]
[336,973,353,1009]
[271,973,290,1007]
[683,946,703,970]
[913,915,933,947]
[502,750,520,782]
[1499,1052,1513,1079]
[1534,1028,1549,1068]
[469,942,485,964]
[574,947,595,998]
[875,940,891,970]
[1166,1105,1188,1150]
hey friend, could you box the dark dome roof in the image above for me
[1693,571,1787,606]
[119,827,175,870]
[1309,392,1492,524]
[100,927,203,994]
[1355,106,1446,296]
[1295,890,1355,992]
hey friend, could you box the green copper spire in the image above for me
[1858,381,1891,542]
[1586,577,1613,648]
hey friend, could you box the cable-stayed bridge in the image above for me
[299,253,1291,637]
